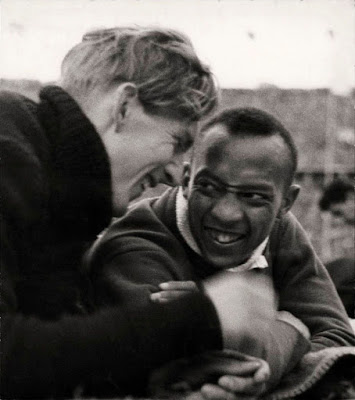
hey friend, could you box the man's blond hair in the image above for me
[61,26,218,121]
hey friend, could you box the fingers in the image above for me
[150,290,190,303]
[166,357,261,390]
[218,376,265,398]
[216,360,269,396]
[151,281,199,303]
[253,360,270,384]
[159,281,198,291]
[201,384,237,400]
[198,359,261,377]
[218,376,254,393]
[201,383,259,400]
[217,364,269,397]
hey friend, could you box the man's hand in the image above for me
[150,281,199,303]
[202,271,276,352]
[149,350,270,400]
[200,358,270,400]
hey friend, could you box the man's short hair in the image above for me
[319,178,354,211]
[60,26,218,121]
[195,107,298,186]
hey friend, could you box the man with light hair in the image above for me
[0,26,276,399]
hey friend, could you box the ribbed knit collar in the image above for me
[37,85,112,239]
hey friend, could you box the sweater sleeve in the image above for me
[1,266,222,398]
[88,205,196,307]
[1,208,222,398]
[271,212,355,351]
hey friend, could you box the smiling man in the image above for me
[59,27,212,216]
[0,26,243,399]
[184,115,298,268]
[89,107,355,398]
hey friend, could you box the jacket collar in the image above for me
[37,86,112,239]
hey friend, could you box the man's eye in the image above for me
[241,193,269,201]
[174,137,193,154]
[201,182,217,190]
[195,180,222,195]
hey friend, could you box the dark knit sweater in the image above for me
[89,187,355,389]
[0,87,222,399]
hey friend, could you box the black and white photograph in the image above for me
[1,0,354,399]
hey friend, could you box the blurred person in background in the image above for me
[319,177,355,319]
[319,177,355,225]
[88,108,355,399]
[0,26,275,399]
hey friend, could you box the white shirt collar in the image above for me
[175,187,269,272]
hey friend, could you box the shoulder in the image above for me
[106,187,178,239]
[110,197,165,238]
[268,212,320,280]
[0,90,44,147]
[104,189,177,247]
[0,91,49,225]
[86,188,181,269]
[0,89,49,163]
[0,90,37,118]
[270,212,309,245]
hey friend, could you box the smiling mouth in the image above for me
[205,228,245,244]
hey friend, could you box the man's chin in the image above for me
[200,240,249,269]
[202,252,244,270]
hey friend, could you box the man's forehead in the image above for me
[192,127,292,186]
[200,123,229,145]
[195,124,229,158]
[197,126,288,160]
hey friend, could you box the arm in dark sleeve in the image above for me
[0,228,222,399]
[272,212,355,350]
[0,97,222,398]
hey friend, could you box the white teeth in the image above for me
[217,234,236,243]
[208,229,241,244]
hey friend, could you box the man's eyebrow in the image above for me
[195,169,275,191]
[195,169,225,185]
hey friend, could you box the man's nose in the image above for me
[157,161,184,187]
[210,193,244,222]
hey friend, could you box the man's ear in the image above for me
[182,162,191,199]
[279,184,300,216]
[113,83,138,131]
